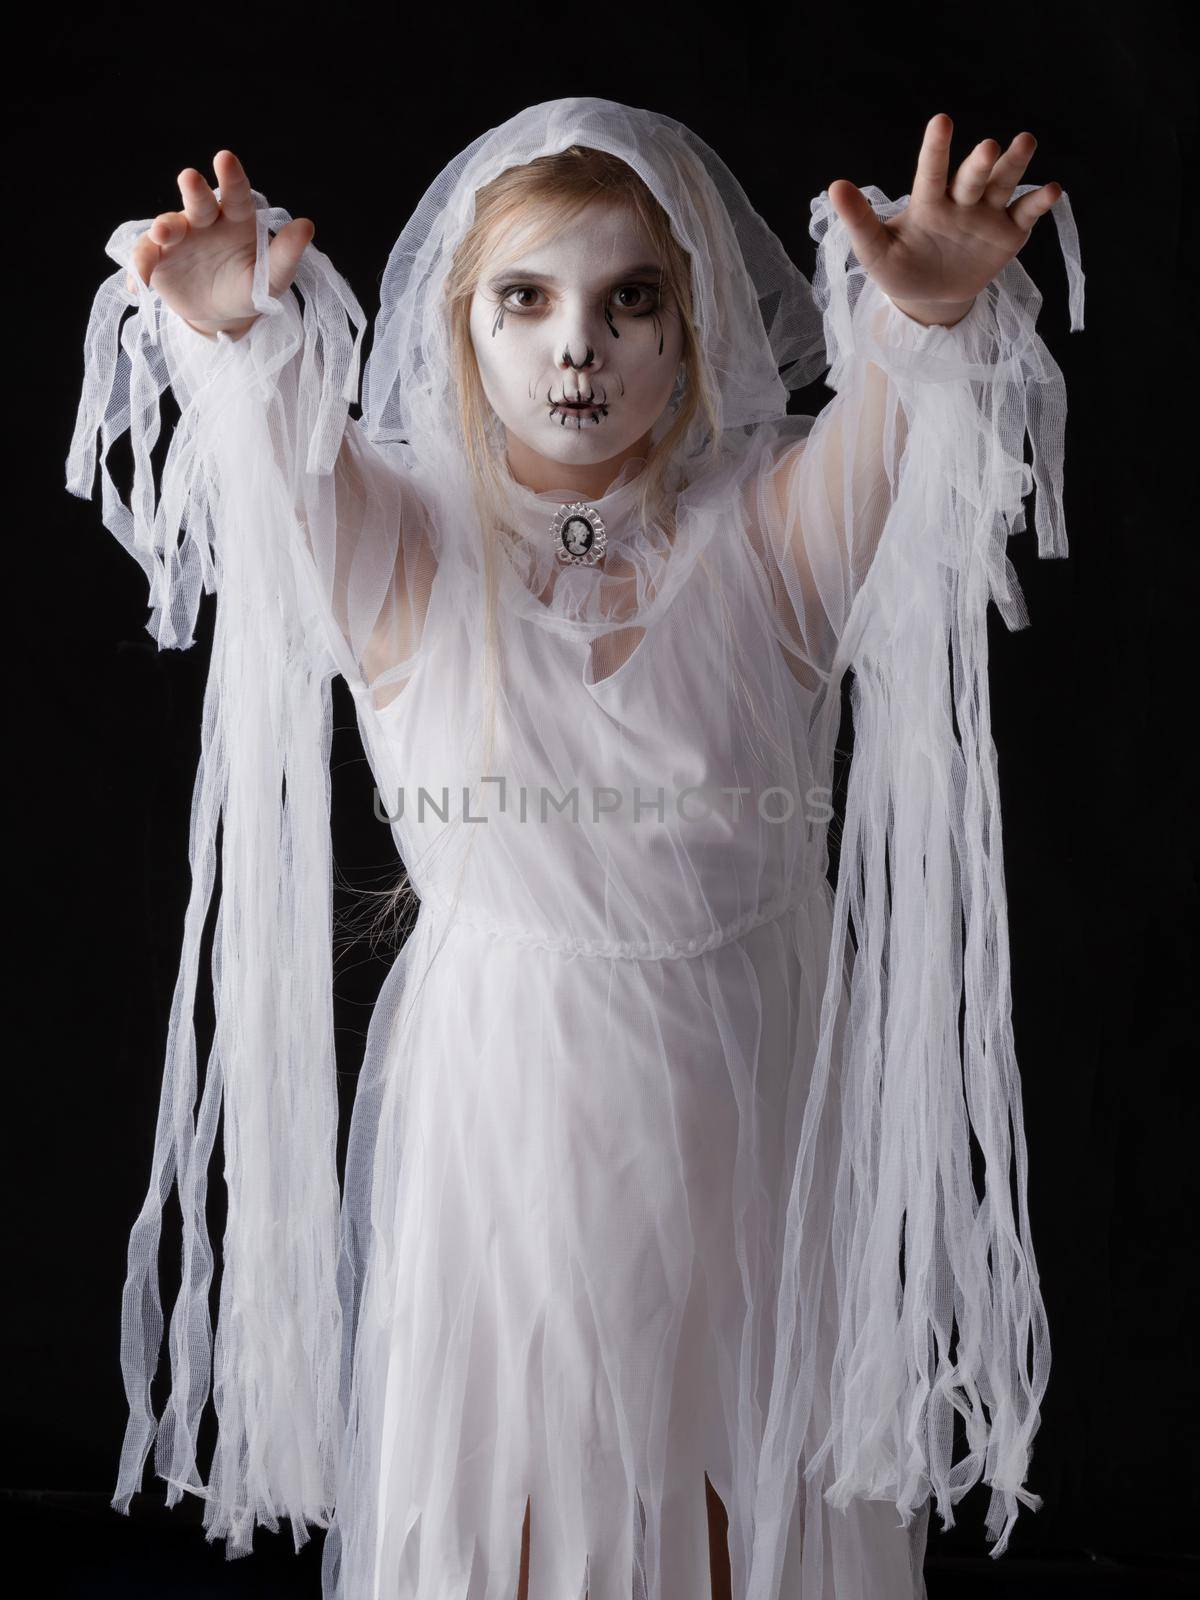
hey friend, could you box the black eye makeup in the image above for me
[487,278,666,319]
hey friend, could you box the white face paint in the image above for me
[468,197,684,488]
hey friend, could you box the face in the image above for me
[468,197,685,482]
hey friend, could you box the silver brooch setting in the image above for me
[551,502,607,566]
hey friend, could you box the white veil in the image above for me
[361,98,830,468]
[66,95,1084,1589]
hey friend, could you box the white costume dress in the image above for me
[66,98,1084,1600]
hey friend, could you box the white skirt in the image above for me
[321,887,931,1600]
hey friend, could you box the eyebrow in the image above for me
[485,261,665,287]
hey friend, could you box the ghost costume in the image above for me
[66,97,1084,1600]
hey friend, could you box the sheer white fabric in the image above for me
[66,97,1084,1600]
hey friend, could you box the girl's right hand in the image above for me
[125,150,314,340]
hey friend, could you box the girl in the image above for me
[68,96,1084,1600]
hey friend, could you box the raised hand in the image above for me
[827,113,1062,327]
[125,151,314,340]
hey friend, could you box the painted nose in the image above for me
[554,299,608,381]
[559,340,595,372]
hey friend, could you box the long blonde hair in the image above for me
[362,146,726,947]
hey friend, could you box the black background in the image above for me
[10,3,1196,1593]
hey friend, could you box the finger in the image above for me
[266,217,315,297]
[212,149,255,223]
[911,113,953,206]
[948,137,1001,206]
[982,132,1037,209]
[826,179,893,272]
[127,228,165,293]
[129,215,184,291]
[146,209,188,248]
[177,167,221,229]
[1008,181,1062,233]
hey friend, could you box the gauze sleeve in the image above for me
[752,186,1085,1563]
[65,194,436,1556]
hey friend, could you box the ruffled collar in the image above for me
[501,452,651,558]
[489,449,695,639]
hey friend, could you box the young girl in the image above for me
[67,96,1084,1600]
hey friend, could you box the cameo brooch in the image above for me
[551,502,607,566]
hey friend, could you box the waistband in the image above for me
[415,881,820,962]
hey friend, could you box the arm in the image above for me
[751,122,1085,1564]
[68,150,437,713]
[751,115,1084,685]
[159,302,438,715]
[64,157,435,1550]
[748,291,936,685]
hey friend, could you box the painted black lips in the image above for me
[547,385,607,408]
[546,389,610,426]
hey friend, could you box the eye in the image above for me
[611,283,662,313]
[490,281,664,316]
[495,284,547,313]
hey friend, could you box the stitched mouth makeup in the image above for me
[548,390,609,427]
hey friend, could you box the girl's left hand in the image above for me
[827,113,1062,327]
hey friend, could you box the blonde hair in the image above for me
[362,146,735,947]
